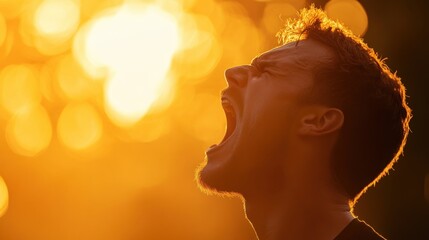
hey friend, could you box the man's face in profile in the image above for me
[197,39,336,196]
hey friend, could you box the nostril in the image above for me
[225,66,248,88]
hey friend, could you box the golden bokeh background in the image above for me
[0,0,427,239]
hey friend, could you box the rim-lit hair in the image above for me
[277,6,412,205]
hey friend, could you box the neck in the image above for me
[243,179,353,240]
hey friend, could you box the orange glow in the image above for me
[74,3,180,127]
[0,0,25,19]
[0,15,13,60]
[57,102,103,150]
[261,3,297,36]
[0,13,6,46]
[55,54,96,101]
[39,58,61,103]
[0,65,41,116]
[0,176,8,217]
[222,13,263,67]
[255,0,306,8]
[178,93,225,145]
[325,0,368,36]
[6,105,52,156]
[34,0,80,38]
[176,13,222,82]
[16,0,80,56]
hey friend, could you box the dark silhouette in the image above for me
[196,6,411,240]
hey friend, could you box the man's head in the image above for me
[196,6,411,204]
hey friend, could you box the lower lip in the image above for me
[205,130,235,154]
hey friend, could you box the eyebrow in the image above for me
[250,56,260,67]
[250,56,268,70]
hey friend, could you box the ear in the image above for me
[298,108,344,136]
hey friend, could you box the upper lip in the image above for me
[221,94,238,119]
[221,88,239,112]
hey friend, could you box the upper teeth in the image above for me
[222,100,234,113]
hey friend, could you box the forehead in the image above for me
[252,39,336,72]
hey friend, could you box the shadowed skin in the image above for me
[197,39,354,240]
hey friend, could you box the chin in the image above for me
[195,156,243,197]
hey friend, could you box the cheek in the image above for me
[239,104,293,154]
[241,85,301,143]
[245,96,295,130]
[243,101,299,157]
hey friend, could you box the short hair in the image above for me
[277,6,412,204]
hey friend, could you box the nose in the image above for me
[224,65,249,88]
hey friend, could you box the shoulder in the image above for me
[334,218,386,240]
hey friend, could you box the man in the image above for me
[196,6,411,240]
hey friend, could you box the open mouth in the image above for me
[220,97,237,145]
[207,97,237,153]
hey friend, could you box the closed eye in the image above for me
[250,65,262,76]
[251,56,272,77]
[250,61,264,76]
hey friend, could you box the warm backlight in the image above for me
[325,0,368,36]
[0,176,8,218]
[56,54,95,101]
[28,0,80,55]
[34,0,79,37]
[74,3,180,127]
[0,13,6,46]
[6,105,52,156]
[57,103,103,150]
[0,65,41,116]
[261,3,297,35]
